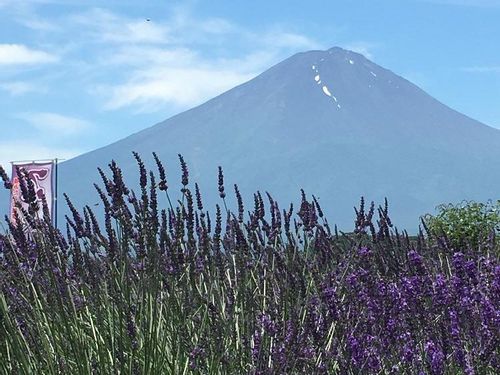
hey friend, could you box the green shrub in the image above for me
[422,200,500,249]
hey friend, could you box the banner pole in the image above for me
[54,158,58,228]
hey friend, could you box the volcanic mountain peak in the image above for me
[1,46,499,232]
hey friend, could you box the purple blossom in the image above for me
[1,155,499,374]
[252,330,262,362]
[358,246,372,258]
[189,346,206,370]
[424,340,445,375]
[259,313,278,336]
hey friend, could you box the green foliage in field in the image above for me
[423,200,500,250]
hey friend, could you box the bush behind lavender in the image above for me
[423,200,500,251]
[0,155,498,374]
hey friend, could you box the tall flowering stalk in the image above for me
[0,153,498,374]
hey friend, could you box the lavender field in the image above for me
[0,155,498,374]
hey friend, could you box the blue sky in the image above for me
[1,0,499,170]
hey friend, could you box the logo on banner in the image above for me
[10,162,54,223]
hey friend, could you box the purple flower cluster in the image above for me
[0,154,498,374]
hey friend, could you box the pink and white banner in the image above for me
[10,162,55,222]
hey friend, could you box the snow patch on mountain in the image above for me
[322,85,332,97]
[312,62,341,108]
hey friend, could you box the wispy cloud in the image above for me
[96,45,308,112]
[342,42,378,59]
[1,4,337,115]
[71,8,172,44]
[97,46,197,67]
[461,66,500,73]
[92,30,320,111]
[101,67,256,111]
[259,31,321,50]
[17,15,60,32]
[0,0,69,8]
[0,44,58,65]
[0,81,44,96]
[17,112,91,136]
[68,7,325,112]
[0,140,81,172]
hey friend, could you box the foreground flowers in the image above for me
[0,156,498,374]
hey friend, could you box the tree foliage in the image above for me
[423,200,500,249]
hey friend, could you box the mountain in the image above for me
[2,47,500,232]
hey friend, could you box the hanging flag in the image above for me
[9,161,55,223]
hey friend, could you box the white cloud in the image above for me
[261,31,322,50]
[70,8,325,112]
[18,16,59,32]
[1,6,330,115]
[0,44,58,65]
[166,4,238,38]
[105,20,170,44]
[0,81,43,95]
[197,18,234,34]
[93,44,278,111]
[0,0,60,31]
[102,67,256,111]
[99,44,310,111]
[71,8,172,44]
[100,46,197,67]
[17,112,91,135]
[342,42,378,59]
[0,140,81,175]
[69,7,241,48]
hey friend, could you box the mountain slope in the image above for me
[2,47,500,232]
